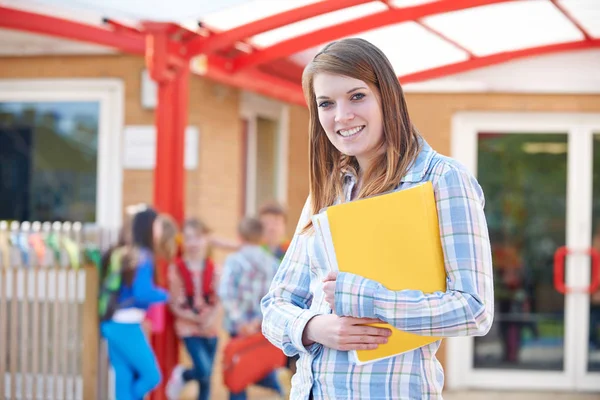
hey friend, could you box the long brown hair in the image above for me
[301,38,421,232]
[154,213,178,261]
[121,213,178,286]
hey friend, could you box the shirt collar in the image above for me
[342,137,436,185]
[400,137,435,183]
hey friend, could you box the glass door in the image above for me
[448,113,600,393]
[474,132,568,372]
[581,131,600,390]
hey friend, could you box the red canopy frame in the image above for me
[185,0,374,55]
[0,2,597,398]
[2,0,596,105]
[549,0,592,40]
[229,0,513,72]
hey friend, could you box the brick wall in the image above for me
[2,53,598,240]
[0,55,286,264]
[405,92,600,155]
[285,105,310,236]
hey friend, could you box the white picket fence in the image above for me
[0,221,119,400]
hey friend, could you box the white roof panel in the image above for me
[1,0,598,90]
[290,20,470,77]
[402,50,600,93]
[290,46,322,67]
[558,0,600,38]
[5,0,254,22]
[423,0,585,56]
[356,22,469,76]
[0,0,107,26]
[251,1,388,48]
[201,0,323,32]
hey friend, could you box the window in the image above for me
[0,79,123,227]
[0,101,99,222]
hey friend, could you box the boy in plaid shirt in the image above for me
[218,217,283,400]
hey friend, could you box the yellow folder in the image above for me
[313,181,447,365]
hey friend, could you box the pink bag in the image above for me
[145,303,166,333]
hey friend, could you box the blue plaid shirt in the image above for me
[218,245,279,334]
[261,139,494,399]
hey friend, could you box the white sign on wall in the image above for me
[123,125,199,170]
[140,69,157,109]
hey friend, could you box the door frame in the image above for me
[448,111,600,392]
[0,78,124,229]
[240,91,289,215]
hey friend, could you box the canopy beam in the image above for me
[230,0,513,72]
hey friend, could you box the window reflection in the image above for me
[589,133,600,372]
[0,102,99,222]
[474,133,567,371]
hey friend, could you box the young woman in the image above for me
[100,207,178,400]
[260,38,494,399]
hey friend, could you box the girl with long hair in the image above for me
[100,207,178,400]
[261,38,494,399]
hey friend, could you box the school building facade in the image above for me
[2,0,600,395]
[2,48,600,396]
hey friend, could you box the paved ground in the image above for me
[183,380,600,400]
[181,389,600,400]
[178,333,600,400]
[443,391,600,400]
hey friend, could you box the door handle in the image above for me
[553,246,600,294]
[589,248,600,294]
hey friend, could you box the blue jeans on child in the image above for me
[229,370,282,400]
[101,321,161,400]
[181,336,218,400]
[228,331,283,400]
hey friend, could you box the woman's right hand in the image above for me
[302,314,391,351]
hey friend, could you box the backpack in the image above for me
[98,247,126,321]
[262,240,291,262]
[223,332,286,394]
[174,257,216,312]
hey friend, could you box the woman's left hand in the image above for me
[323,271,338,311]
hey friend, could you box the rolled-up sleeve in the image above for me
[335,165,495,337]
[261,198,321,356]
[218,256,245,332]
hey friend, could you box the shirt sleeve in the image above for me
[132,255,169,306]
[334,165,495,337]
[218,255,245,332]
[261,198,322,357]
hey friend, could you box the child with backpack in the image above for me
[99,209,178,400]
[218,217,284,400]
[165,218,220,400]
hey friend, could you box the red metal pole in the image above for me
[152,74,174,400]
[145,24,188,400]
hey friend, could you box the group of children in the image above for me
[98,202,291,400]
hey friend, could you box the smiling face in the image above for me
[183,225,208,260]
[313,73,385,172]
